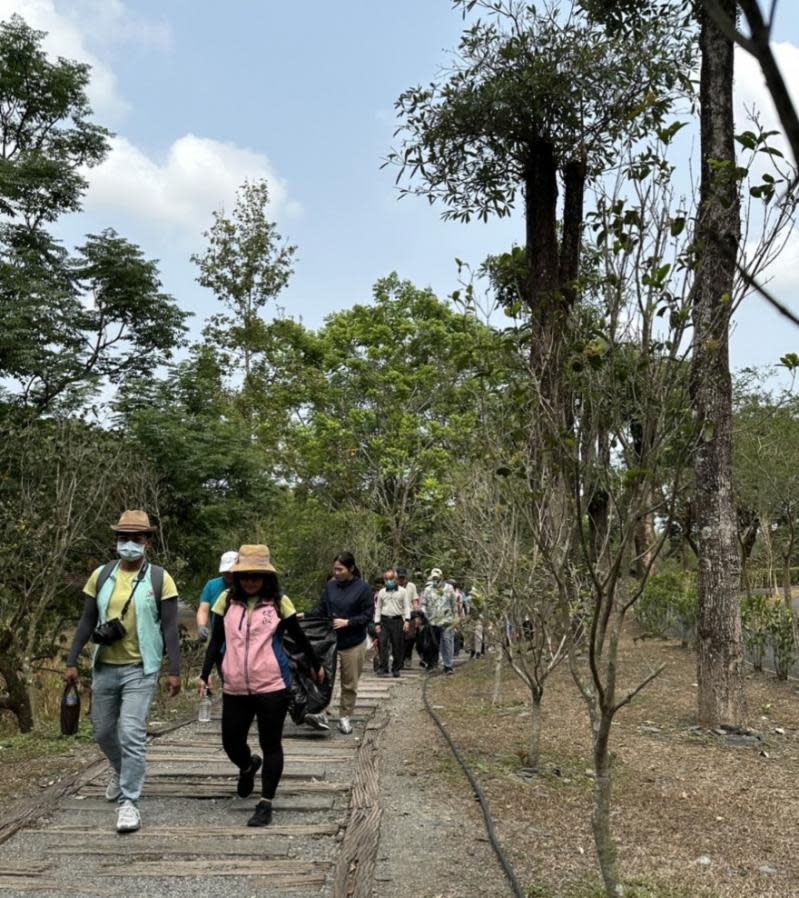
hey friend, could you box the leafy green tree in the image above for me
[734,385,799,606]
[0,412,158,731]
[5,230,189,409]
[0,15,188,411]
[116,348,279,597]
[0,15,109,229]
[192,179,297,383]
[388,0,693,384]
[285,274,499,561]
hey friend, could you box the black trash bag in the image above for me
[416,617,439,668]
[281,614,337,725]
[60,683,81,736]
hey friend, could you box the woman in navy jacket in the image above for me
[306,551,373,734]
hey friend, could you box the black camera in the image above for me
[91,618,127,646]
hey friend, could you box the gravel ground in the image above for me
[373,664,512,898]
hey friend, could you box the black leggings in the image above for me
[221,690,290,800]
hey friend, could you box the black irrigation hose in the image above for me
[421,668,527,898]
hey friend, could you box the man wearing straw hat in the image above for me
[64,510,182,833]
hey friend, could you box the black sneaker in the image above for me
[444,667,454,676]
[237,754,262,798]
[247,799,273,827]
[392,670,400,678]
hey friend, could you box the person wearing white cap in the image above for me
[196,550,238,642]
[421,567,457,674]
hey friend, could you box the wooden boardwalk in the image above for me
[0,667,425,897]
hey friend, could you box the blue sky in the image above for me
[4,0,799,373]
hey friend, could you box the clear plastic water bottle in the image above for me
[198,689,212,723]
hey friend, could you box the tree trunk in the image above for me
[738,510,759,598]
[630,420,656,580]
[559,157,587,306]
[527,690,543,770]
[491,645,503,707]
[782,553,793,609]
[692,0,745,728]
[633,496,658,580]
[0,641,34,733]
[524,139,560,329]
[591,711,621,897]
[782,519,795,609]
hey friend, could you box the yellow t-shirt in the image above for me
[211,590,296,620]
[84,565,178,665]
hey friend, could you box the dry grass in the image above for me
[428,631,799,898]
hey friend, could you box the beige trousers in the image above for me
[338,640,366,718]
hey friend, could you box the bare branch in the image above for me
[612,663,667,715]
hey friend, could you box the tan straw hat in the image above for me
[230,544,277,574]
[111,510,156,533]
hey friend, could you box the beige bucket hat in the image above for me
[230,544,277,574]
[111,510,156,533]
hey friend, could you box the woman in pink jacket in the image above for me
[200,544,324,827]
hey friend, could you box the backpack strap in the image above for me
[98,561,166,620]
[95,560,119,598]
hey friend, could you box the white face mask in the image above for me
[117,540,146,562]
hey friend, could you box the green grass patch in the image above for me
[0,717,95,763]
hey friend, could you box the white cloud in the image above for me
[0,0,170,120]
[62,0,170,51]
[84,134,302,237]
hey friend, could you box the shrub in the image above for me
[767,603,797,680]
[741,594,771,672]
[634,570,697,644]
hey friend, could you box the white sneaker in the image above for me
[116,800,141,833]
[338,716,353,735]
[105,771,121,802]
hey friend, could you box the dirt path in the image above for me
[373,661,512,898]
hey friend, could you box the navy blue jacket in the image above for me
[313,577,374,651]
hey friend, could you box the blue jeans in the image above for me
[432,626,455,669]
[91,663,158,804]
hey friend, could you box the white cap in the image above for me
[430,567,443,579]
[219,551,238,573]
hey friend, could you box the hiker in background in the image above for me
[466,585,485,659]
[196,550,238,642]
[421,567,457,675]
[199,544,325,827]
[64,510,181,834]
[397,567,418,668]
[308,551,374,734]
[452,581,466,657]
[375,567,410,678]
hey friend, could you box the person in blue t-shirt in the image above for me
[196,550,238,641]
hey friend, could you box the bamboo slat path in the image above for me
[0,665,427,897]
